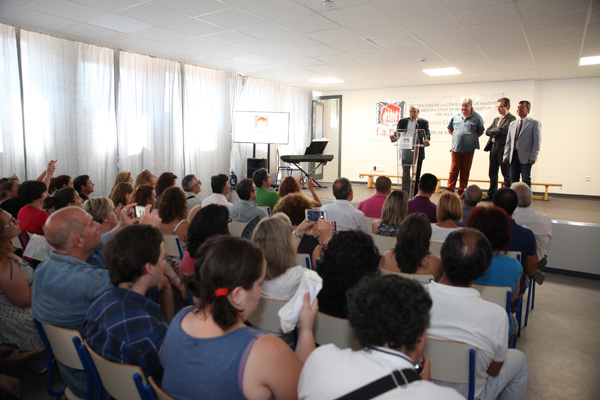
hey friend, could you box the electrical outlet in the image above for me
[374,164,384,172]
[585,176,591,182]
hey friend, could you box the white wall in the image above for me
[326,78,600,197]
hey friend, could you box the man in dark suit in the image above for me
[390,105,430,195]
[482,97,516,201]
[503,100,542,188]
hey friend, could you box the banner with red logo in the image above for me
[371,100,406,142]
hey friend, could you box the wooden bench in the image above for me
[359,173,562,201]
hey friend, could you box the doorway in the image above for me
[311,95,341,183]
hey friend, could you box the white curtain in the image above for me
[19,30,117,195]
[231,76,311,180]
[183,64,233,188]
[117,51,184,184]
[0,24,25,179]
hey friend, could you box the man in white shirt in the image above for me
[321,177,369,234]
[181,174,202,211]
[299,275,463,400]
[427,228,527,400]
[512,182,552,283]
[201,174,232,208]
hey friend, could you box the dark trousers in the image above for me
[488,149,511,197]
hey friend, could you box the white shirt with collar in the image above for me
[183,190,202,210]
[201,193,232,208]
[513,206,552,260]
[299,344,463,399]
[321,200,370,234]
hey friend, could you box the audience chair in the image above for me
[525,277,537,326]
[379,268,434,284]
[370,233,396,255]
[10,235,23,249]
[146,376,174,400]
[229,221,247,237]
[34,320,90,400]
[84,341,150,400]
[364,216,378,228]
[503,251,526,336]
[472,285,517,348]
[313,312,361,350]
[429,241,443,257]
[248,297,287,334]
[187,204,202,222]
[425,337,476,400]
[71,337,102,400]
[163,234,184,259]
[295,253,311,269]
[258,206,271,216]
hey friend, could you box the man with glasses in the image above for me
[181,174,202,211]
[483,98,516,201]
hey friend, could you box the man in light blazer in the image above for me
[503,100,541,187]
[483,97,516,201]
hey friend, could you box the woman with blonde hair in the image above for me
[82,197,118,236]
[134,170,157,189]
[278,176,321,207]
[371,190,408,237]
[109,182,134,208]
[114,171,133,186]
[430,192,462,242]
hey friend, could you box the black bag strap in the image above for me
[335,369,421,400]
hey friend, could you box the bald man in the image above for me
[33,207,112,398]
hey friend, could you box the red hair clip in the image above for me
[215,288,229,297]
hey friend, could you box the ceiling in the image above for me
[1,0,599,91]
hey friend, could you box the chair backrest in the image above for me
[364,216,378,227]
[10,235,22,249]
[429,241,443,256]
[258,206,271,216]
[295,253,311,269]
[313,312,361,350]
[147,376,174,400]
[370,233,396,254]
[248,297,287,334]
[379,268,434,284]
[229,221,247,237]
[425,337,476,400]
[472,284,512,314]
[40,323,84,370]
[84,341,148,400]
[163,234,183,259]
[505,250,522,262]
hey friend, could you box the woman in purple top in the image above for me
[160,236,318,400]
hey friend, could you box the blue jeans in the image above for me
[510,160,532,187]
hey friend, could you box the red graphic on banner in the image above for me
[376,102,404,125]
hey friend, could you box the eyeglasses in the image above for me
[4,217,17,228]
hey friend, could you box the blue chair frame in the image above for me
[33,319,65,399]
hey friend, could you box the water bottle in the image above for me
[229,169,237,188]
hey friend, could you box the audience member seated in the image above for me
[82,197,119,238]
[49,174,72,195]
[458,184,482,226]
[201,174,232,208]
[229,178,267,222]
[252,214,315,300]
[274,193,329,270]
[0,210,45,355]
[179,204,230,275]
[73,175,94,202]
[159,187,190,272]
[252,168,279,210]
[407,173,438,223]
[161,236,317,399]
[380,213,443,281]
[278,176,322,208]
[155,172,177,208]
[493,188,537,284]
[181,174,202,211]
[84,225,169,383]
[33,207,113,398]
[17,180,50,236]
[317,231,380,318]
[134,170,157,189]
[512,182,551,284]
[0,178,24,218]
[109,182,134,209]
[299,275,463,399]
[427,228,528,400]
[43,187,82,213]
[357,175,391,218]
[372,190,408,236]
[321,178,370,234]
[430,192,461,242]
[114,171,133,186]
[133,184,157,209]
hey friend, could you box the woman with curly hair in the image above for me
[155,172,177,208]
[371,190,408,236]
[134,170,157,189]
[109,182,134,208]
[278,176,321,207]
[380,213,443,281]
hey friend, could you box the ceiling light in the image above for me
[422,68,462,76]
[579,56,600,66]
[310,77,344,84]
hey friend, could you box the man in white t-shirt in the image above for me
[299,275,463,400]
[201,174,232,208]
[321,177,369,234]
[427,228,527,400]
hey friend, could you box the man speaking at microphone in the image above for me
[390,105,431,194]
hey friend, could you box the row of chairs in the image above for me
[34,320,173,400]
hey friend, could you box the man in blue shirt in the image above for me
[446,97,485,196]
[84,224,170,382]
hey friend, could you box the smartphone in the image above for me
[305,209,326,222]
[300,176,309,184]
[135,205,146,218]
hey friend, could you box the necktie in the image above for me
[515,119,523,142]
